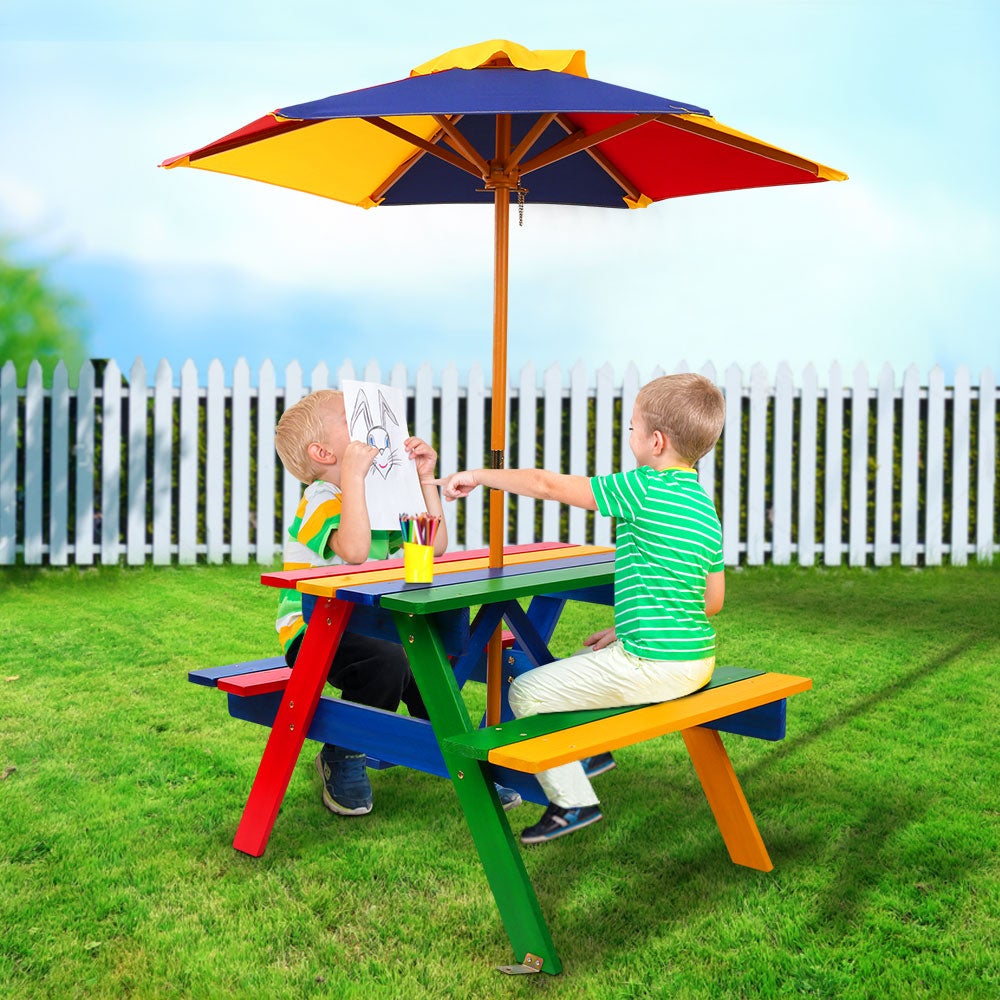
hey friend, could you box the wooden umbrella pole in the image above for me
[486,114,512,726]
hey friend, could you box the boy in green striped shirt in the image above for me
[442,373,726,844]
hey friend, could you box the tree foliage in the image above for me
[0,238,89,384]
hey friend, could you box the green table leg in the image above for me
[392,610,562,975]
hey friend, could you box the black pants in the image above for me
[285,630,428,721]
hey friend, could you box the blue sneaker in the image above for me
[315,745,373,816]
[495,784,522,811]
[520,803,603,844]
[583,752,617,777]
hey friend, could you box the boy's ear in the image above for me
[307,441,337,466]
[652,430,668,454]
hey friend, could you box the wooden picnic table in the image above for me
[195,543,810,974]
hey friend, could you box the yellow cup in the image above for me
[403,542,434,583]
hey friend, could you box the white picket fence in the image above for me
[0,357,996,567]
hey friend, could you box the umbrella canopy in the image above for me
[163,39,844,209]
[163,39,846,721]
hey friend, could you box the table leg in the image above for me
[232,597,352,857]
[681,725,773,872]
[394,611,563,974]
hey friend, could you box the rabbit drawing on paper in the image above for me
[350,388,402,480]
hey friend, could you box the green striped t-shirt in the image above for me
[591,467,723,661]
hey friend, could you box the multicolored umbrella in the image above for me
[162,39,845,718]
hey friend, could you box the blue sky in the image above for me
[2,1,997,384]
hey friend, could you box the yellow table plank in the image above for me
[297,544,613,597]
[487,672,813,772]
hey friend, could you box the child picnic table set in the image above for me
[189,542,811,975]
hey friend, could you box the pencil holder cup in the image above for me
[403,542,434,583]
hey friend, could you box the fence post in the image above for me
[797,364,818,567]
[256,360,277,565]
[620,363,640,475]
[100,361,123,565]
[873,363,894,566]
[280,362,306,550]
[153,359,174,565]
[824,363,844,567]
[699,362,719,529]
[74,361,96,566]
[900,364,921,566]
[516,362,538,546]
[205,360,225,563]
[466,364,486,550]
[126,359,148,565]
[771,363,793,565]
[593,363,614,548]
[976,367,996,563]
[924,366,945,566]
[230,359,251,564]
[0,363,14,564]
[848,363,869,567]
[415,363,434,447]
[950,366,971,566]
[568,361,588,545]
[178,360,199,564]
[722,364,743,566]
[49,362,70,566]
[542,363,562,544]
[747,364,769,565]
[23,363,44,564]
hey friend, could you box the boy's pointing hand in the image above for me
[437,471,480,501]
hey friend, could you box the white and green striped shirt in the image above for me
[591,467,723,661]
[275,480,402,655]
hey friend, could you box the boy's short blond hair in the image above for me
[274,389,344,484]
[636,374,726,466]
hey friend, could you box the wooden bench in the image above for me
[188,631,524,780]
[444,666,812,871]
[191,658,811,870]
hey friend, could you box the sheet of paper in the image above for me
[341,379,426,530]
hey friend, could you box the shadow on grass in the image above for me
[508,637,983,973]
[744,638,973,778]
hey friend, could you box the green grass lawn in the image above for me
[1,562,998,998]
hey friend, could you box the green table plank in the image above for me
[379,563,616,614]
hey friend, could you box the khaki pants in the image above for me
[508,641,714,808]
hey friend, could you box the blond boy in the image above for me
[442,374,726,843]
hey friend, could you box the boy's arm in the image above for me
[705,570,725,616]
[441,468,598,511]
[419,480,448,555]
[406,436,449,555]
[330,440,378,564]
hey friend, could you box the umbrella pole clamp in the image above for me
[477,164,529,226]
[490,450,505,469]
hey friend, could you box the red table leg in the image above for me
[232,598,352,856]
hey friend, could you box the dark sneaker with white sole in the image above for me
[520,803,603,844]
[582,752,617,777]
[315,745,373,816]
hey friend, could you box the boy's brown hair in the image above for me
[274,389,345,484]
[636,373,726,466]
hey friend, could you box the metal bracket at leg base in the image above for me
[498,953,544,975]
